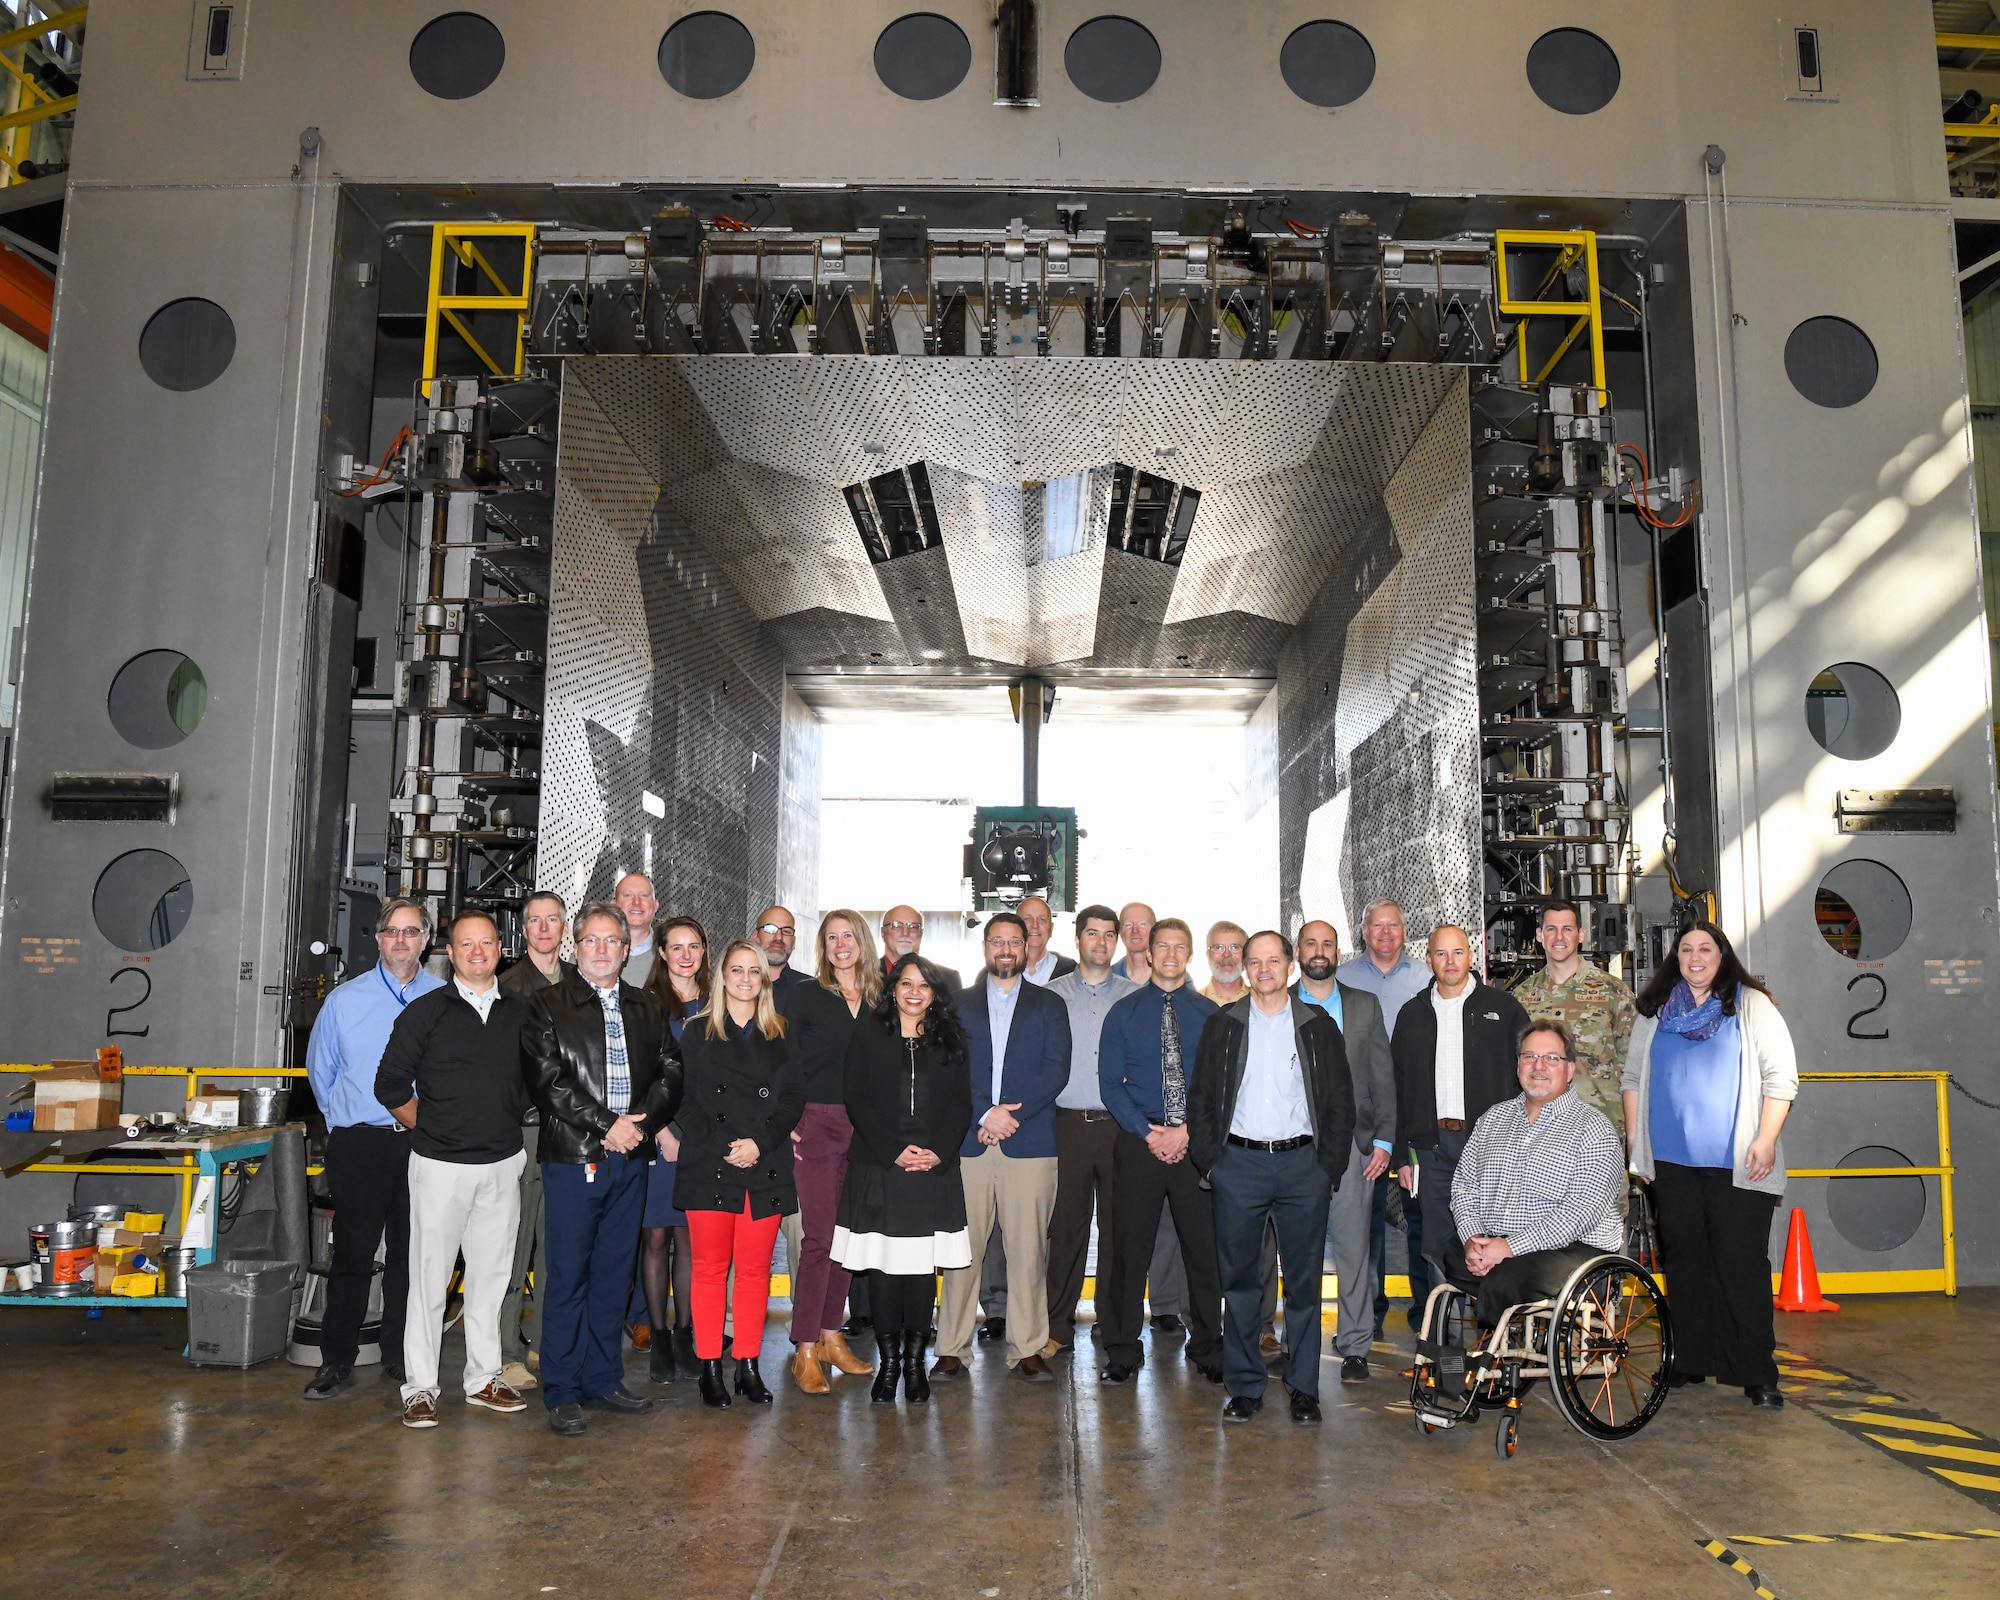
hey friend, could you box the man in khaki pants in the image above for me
[931,913,1072,1384]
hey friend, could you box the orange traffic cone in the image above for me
[1773,1207,1839,1313]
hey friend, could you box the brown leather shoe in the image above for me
[791,1346,830,1395]
[630,1324,651,1350]
[1039,1338,1068,1360]
[1259,1333,1284,1360]
[401,1392,439,1429]
[816,1331,873,1376]
[1016,1354,1055,1383]
[467,1379,527,1414]
[930,1355,966,1382]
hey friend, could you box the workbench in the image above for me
[0,1123,303,1309]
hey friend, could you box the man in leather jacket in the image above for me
[1189,930,1357,1424]
[522,900,684,1435]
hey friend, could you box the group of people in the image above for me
[304,874,1800,1434]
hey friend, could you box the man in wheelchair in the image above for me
[1444,1017,1625,1369]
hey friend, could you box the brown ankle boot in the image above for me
[817,1330,873,1376]
[791,1345,830,1395]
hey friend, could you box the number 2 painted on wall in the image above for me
[106,966,151,1038]
[1845,972,1888,1040]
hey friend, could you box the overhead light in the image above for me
[861,441,886,455]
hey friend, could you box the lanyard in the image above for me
[379,965,412,1009]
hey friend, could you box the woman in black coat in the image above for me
[830,953,974,1404]
[663,939,806,1408]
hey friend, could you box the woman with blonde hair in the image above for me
[661,940,806,1407]
[780,909,884,1393]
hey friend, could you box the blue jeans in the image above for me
[1209,1142,1332,1400]
[540,1157,647,1408]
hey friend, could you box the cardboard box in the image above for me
[111,1230,165,1253]
[188,1093,240,1128]
[32,1062,123,1131]
[94,1247,136,1291]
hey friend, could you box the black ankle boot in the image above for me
[697,1357,732,1408]
[649,1331,678,1384]
[870,1339,904,1403]
[733,1356,773,1405]
[901,1332,931,1403]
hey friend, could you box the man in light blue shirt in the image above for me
[1333,899,1435,1334]
[301,896,445,1400]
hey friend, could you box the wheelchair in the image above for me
[1406,1252,1673,1458]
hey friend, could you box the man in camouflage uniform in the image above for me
[1512,900,1637,1136]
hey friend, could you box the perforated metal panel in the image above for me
[1277,375,1479,947]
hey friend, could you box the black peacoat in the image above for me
[671,1014,808,1220]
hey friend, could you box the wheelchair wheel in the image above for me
[1495,1411,1519,1459]
[1545,1255,1673,1443]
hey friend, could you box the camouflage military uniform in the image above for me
[1512,963,1638,1133]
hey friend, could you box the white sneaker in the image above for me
[501,1360,538,1392]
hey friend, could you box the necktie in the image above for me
[1160,993,1186,1127]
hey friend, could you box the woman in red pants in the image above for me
[662,939,806,1408]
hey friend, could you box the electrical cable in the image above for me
[337,425,413,496]
[1614,442,1698,531]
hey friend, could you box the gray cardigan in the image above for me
[1621,987,1798,1195]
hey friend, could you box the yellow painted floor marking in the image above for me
[1866,1394,1905,1404]
[1728,1536,1792,1546]
[1931,1467,2000,1492]
[1842,1532,1908,1543]
[1835,1411,1980,1438]
[1899,1531,1972,1541]
[1783,1534,1838,1543]
[1779,1365,1849,1381]
[1864,1434,2000,1468]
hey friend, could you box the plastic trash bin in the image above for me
[185,1258,302,1368]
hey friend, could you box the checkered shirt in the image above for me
[1450,1088,1624,1256]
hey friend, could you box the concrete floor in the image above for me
[5,1292,1999,1599]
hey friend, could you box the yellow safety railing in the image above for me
[0,5,85,186]
[1784,1071,1955,1297]
[1492,228,1606,400]
[423,222,536,381]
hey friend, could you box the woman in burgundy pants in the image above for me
[779,909,881,1392]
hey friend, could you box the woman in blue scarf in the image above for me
[1622,921,1797,1409]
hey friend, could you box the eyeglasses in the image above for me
[1518,1051,1573,1066]
[755,923,795,938]
[883,920,922,934]
[380,926,426,941]
[577,934,626,951]
[1208,943,1243,956]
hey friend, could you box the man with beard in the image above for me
[752,904,808,998]
[1200,922,1249,1005]
[1291,920,1396,1382]
[933,912,1071,1382]
[881,905,962,994]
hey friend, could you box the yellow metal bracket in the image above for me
[1785,1071,1956,1297]
[423,222,537,382]
[1493,228,1605,399]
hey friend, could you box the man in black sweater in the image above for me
[375,910,533,1430]
[1391,924,1529,1291]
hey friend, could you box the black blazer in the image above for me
[1392,978,1530,1154]
[672,1019,808,1220]
[842,1019,974,1176]
[1188,997,1357,1183]
[522,973,683,1165]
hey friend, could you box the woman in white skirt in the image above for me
[832,953,974,1403]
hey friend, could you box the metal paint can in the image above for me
[45,1219,96,1294]
[239,1086,290,1128]
[161,1245,198,1298]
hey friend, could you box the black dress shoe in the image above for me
[548,1401,587,1437]
[734,1358,774,1405]
[380,1362,406,1385]
[900,1332,930,1403]
[1195,1361,1225,1384]
[302,1363,356,1400]
[841,1314,872,1336]
[1744,1384,1785,1409]
[1222,1394,1263,1422]
[1099,1362,1138,1385]
[1151,1313,1185,1332]
[698,1358,732,1408]
[977,1317,1006,1343]
[870,1344,904,1403]
[1340,1355,1370,1384]
[649,1336,679,1385]
[1666,1370,1707,1388]
[583,1385,653,1414]
[1289,1389,1322,1425]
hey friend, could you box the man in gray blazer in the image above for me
[1293,919,1396,1384]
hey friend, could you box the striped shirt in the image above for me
[1450,1088,1624,1256]
[594,982,631,1115]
